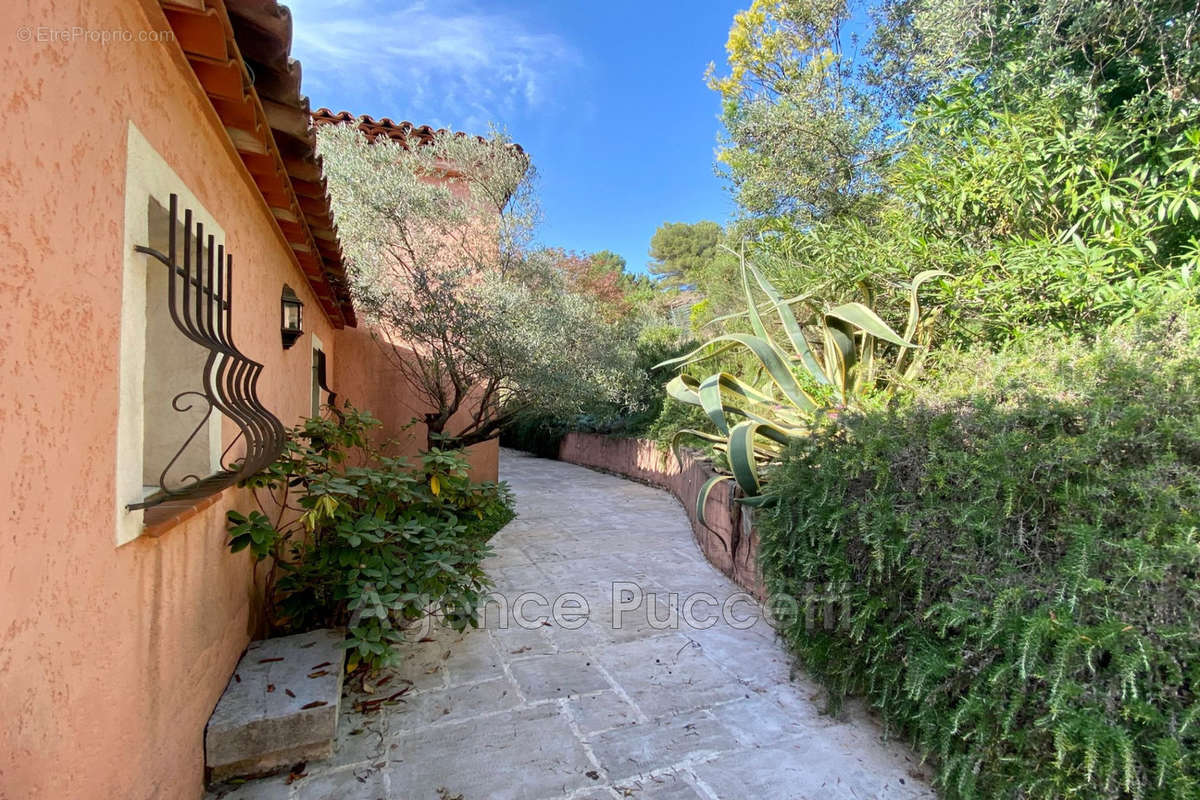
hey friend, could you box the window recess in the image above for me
[129,193,285,511]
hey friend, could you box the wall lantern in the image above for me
[281,284,304,349]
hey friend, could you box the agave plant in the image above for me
[655,254,946,523]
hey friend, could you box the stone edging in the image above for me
[558,432,765,599]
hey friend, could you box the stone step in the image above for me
[205,628,345,782]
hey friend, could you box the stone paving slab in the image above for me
[208,449,934,800]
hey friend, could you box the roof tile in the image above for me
[311,108,524,155]
[160,0,355,327]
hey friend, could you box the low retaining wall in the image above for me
[558,433,765,599]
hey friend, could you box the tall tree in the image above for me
[542,248,632,319]
[647,221,726,289]
[707,0,890,226]
[318,124,636,450]
[589,250,628,279]
[590,251,666,316]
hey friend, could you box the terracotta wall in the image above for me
[558,434,764,598]
[0,1,340,797]
[332,325,499,482]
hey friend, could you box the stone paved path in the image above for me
[212,449,934,800]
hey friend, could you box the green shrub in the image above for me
[499,411,572,459]
[643,397,711,450]
[227,404,514,671]
[758,314,1200,799]
[897,83,1200,342]
[500,323,697,452]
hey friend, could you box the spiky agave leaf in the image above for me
[694,474,733,536]
[825,302,917,349]
[670,374,806,440]
[669,428,728,470]
[898,270,951,379]
[658,254,941,503]
[656,333,821,412]
[743,258,828,383]
[665,374,700,405]
[654,340,740,372]
[701,291,814,330]
[727,420,769,495]
[903,270,952,344]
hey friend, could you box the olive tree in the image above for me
[317,123,637,450]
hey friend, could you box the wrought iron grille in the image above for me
[315,348,337,408]
[129,193,286,510]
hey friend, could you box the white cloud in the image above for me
[285,0,578,132]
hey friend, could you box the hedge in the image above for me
[758,314,1200,799]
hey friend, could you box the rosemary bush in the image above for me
[759,313,1200,799]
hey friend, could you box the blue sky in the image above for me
[286,0,747,274]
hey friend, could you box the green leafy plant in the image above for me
[655,253,944,517]
[704,0,1200,347]
[758,313,1200,800]
[896,82,1200,341]
[499,321,697,454]
[226,403,514,671]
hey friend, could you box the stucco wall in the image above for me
[0,1,344,797]
[332,325,500,482]
[558,434,764,598]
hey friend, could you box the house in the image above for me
[0,1,495,797]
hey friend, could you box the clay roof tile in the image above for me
[310,108,524,155]
[162,0,355,327]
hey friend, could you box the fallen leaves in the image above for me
[361,673,394,695]
[284,762,308,784]
[353,687,410,714]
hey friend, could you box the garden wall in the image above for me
[332,325,498,482]
[558,433,764,599]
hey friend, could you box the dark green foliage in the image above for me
[501,325,698,452]
[711,0,1200,346]
[757,315,1200,799]
[644,396,712,451]
[702,3,1200,794]
[615,326,701,434]
[499,412,572,459]
[897,84,1200,341]
[883,0,1200,341]
[648,221,736,295]
[227,404,514,671]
